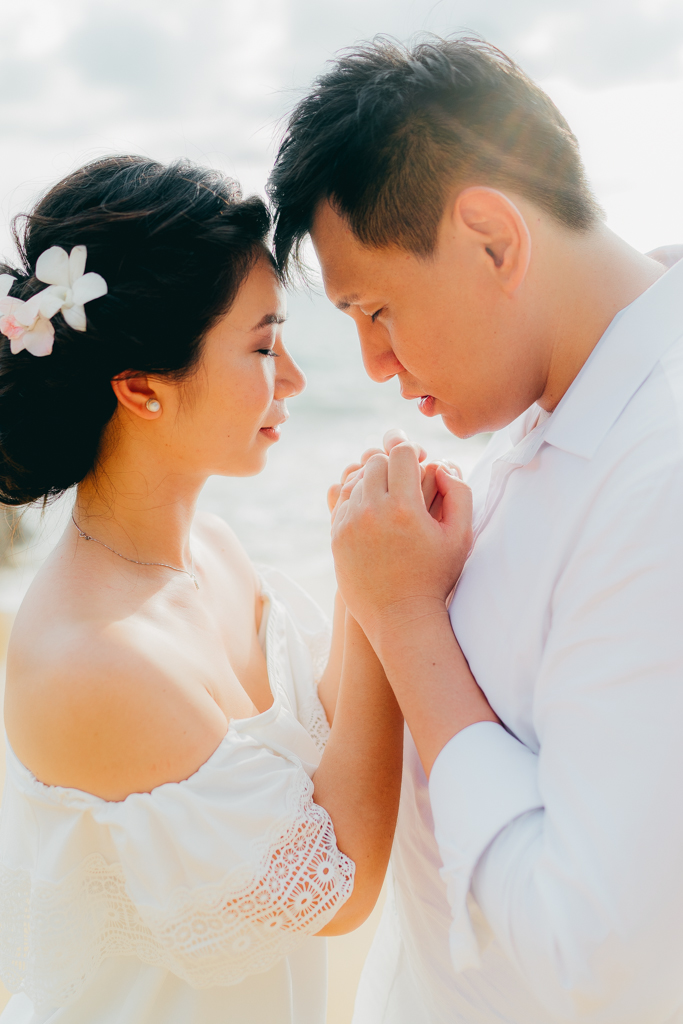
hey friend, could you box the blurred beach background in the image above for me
[0,0,682,1019]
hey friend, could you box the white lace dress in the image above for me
[0,567,354,1024]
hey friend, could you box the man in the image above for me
[269,38,683,1023]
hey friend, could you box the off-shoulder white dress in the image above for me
[0,568,354,1024]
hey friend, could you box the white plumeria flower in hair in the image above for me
[0,245,108,357]
[0,275,61,357]
[36,245,108,332]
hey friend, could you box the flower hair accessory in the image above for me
[0,245,107,357]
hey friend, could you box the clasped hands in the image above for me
[328,429,474,655]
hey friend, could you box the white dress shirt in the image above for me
[354,258,683,1024]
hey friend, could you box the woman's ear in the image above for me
[453,187,532,295]
[111,375,162,419]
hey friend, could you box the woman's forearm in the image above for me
[316,590,346,723]
[313,613,404,935]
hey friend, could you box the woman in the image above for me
[0,156,404,1024]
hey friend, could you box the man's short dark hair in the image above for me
[268,36,602,275]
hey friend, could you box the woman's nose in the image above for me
[277,353,306,399]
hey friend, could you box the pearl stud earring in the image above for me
[146,399,161,413]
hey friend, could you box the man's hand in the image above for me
[328,429,458,522]
[327,430,427,515]
[331,440,473,650]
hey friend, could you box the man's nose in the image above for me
[356,322,405,383]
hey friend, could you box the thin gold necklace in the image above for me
[71,513,199,590]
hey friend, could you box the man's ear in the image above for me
[111,374,162,419]
[452,187,531,294]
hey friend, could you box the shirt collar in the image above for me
[498,406,552,467]
[542,257,683,460]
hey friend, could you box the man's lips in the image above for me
[418,395,436,417]
[259,424,284,440]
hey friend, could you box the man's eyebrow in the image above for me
[251,313,287,331]
[335,294,359,311]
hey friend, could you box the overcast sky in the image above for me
[1,0,682,256]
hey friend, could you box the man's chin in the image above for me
[440,411,484,440]
[416,393,493,438]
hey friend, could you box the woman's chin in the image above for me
[217,450,270,478]
[211,432,282,478]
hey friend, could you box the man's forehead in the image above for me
[311,201,399,304]
[311,201,365,265]
[311,197,348,236]
[312,236,368,305]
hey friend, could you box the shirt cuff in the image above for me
[429,721,543,972]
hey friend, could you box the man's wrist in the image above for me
[360,599,499,776]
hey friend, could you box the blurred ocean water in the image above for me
[0,290,487,618]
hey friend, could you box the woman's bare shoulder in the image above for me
[5,610,228,802]
[193,510,241,548]
[193,510,250,561]
[3,514,261,801]
[193,510,260,587]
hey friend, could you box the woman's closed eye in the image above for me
[370,307,385,323]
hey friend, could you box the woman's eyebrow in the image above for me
[252,313,287,331]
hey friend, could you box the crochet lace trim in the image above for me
[0,773,353,1008]
[301,690,331,753]
[300,619,332,753]
[305,621,332,690]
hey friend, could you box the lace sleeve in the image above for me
[136,770,353,987]
[0,737,354,1009]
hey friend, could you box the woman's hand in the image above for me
[328,428,460,523]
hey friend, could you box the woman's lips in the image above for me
[418,395,436,417]
[259,426,281,441]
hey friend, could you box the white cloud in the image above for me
[545,76,683,249]
[0,0,681,262]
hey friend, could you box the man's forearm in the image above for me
[372,604,499,776]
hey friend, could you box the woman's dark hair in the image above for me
[269,35,603,276]
[0,155,273,506]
